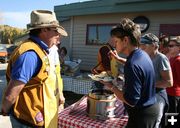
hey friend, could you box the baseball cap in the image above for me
[140,33,159,45]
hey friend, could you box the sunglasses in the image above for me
[51,28,58,33]
[47,28,59,34]
[168,44,179,48]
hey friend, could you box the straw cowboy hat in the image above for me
[27,10,68,36]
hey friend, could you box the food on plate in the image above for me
[98,71,108,77]
[117,75,124,81]
[102,76,113,82]
[88,71,113,82]
[88,74,100,81]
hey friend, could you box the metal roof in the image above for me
[54,0,180,17]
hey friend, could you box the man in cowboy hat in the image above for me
[1,10,67,128]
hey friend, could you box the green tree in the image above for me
[0,25,26,44]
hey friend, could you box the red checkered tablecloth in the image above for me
[58,97,128,128]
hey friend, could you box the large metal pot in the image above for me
[86,89,116,120]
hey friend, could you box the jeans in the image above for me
[155,94,166,128]
[168,95,180,113]
[125,102,160,128]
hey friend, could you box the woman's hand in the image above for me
[108,50,119,60]
[109,50,126,64]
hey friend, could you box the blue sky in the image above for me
[0,0,91,29]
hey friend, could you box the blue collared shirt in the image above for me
[11,36,49,84]
[123,49,156,108]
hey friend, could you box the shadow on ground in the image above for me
[63,91,84,108]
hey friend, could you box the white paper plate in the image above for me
[102,77,113,82]
[88,74,113,82]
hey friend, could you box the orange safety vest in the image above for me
[6,40,63,128]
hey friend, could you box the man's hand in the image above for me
[58,93,65,113]
[1,79,25,116]
[59,93,65,105]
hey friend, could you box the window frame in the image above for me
[86,23,117,45]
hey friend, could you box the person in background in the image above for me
[91,39,119,90]
[101,18,159,128]
[59,46,70,64]
[91,39,117,75]
[159,35,169,56]
[166,36,180,113]
[58,46,71,74]
[48,44,65,113]
[140,33,173,128]
[1,10,67,128]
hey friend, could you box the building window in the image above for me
[86,24,117,45]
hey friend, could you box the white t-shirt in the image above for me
[48,45,59,66]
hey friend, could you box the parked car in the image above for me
[0,45,8,63]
